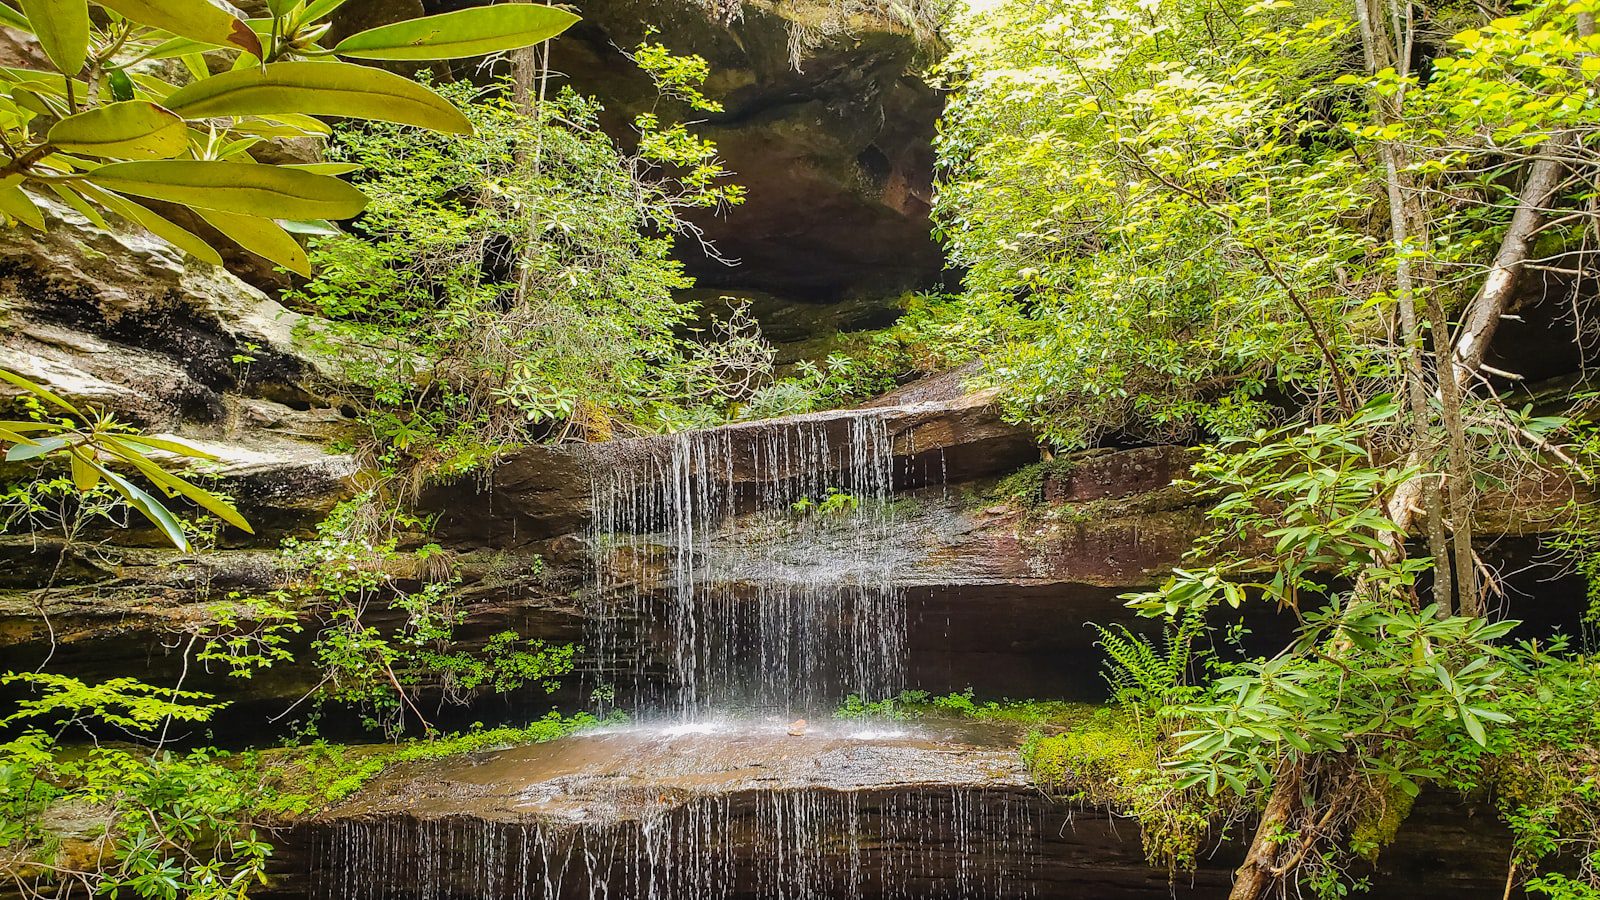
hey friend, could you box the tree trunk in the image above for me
[1228,758,1302,900]
[1451,138,1573,380]
[1379,138,1455,615]
[1448,13,1592,383]
[1359,0,1454,611]
[1427,290,1482,614]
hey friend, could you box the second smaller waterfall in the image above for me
[586,411,908,716]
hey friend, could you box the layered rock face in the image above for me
[0,198,358,531]
[513,0,946,300]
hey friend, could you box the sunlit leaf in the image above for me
[97,0,262,57]
[0,426,40,446]
[68,446,100,490]
[18,0,89,75]
[48,100,189,159]
[48,183,110,229]
[332,5,579,60]
[98,437,254,532]
[95,464,192,551]
[5,434,67,461]
[162,61,472,134]
[195,208,311,276]
[0,3,30,30]
[0,181,44,230]
[281,162,362,176]
[116,433,221,460]
[75,182,225,266]
[0,368,81,415]
[86,160,369,220]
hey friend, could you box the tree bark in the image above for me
[1228,758,1302,900]
[1427,289,1482,614]
[1380,139,1455,615]
[1451,136,1574,380]
[1358,0,1454,612]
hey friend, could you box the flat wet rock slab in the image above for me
[280,723,1516,900]
[326,720,1030,826]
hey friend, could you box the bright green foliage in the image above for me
[283,496,574,738]
[988,456,1079,505]
[791,488,861,516]
[417,631,576,700]
[329,6,579,60]
[742,344,908,419]
[1125,399,1422,619]
[927,0,1373,447]
[1024,709,1221,876]
[1172,608,1517,796]
[836,689,1094,727]
[0,672,268,899]
[0,368,251,550]
[923,0,1600,451]
[0,0,577,275]
[1478,647,1600,899]
[194,594,303,679]
[240,712,602,818]
[287,65,762,487]
[1092,608,1205,733]
[0,708,598,897]
[1,672,225,731]
[1101,400,1595,895]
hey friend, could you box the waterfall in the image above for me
[309,787,1047,900]
[295,410,1069,900]
[585,412,907,716]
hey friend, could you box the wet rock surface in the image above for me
[432,389,1040,541]
[320,720,1030,821]
[267,722,1514,900]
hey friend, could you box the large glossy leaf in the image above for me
[0,368,81,415]
[18,0,88,75]
[76,182,225,266]
[5,434,67,462]
[10,83,63,117]
[48,101,188,159]
[99,437,253,532]
[116,432,220,454]
[0,4,31,31]
[195,208,311,276]
[87,160,369,220]
[0,67,86,91]
[115,433,220,460]
[0,425,41,446]
[48,183,110,228]
[332,5,579,60]
[161,61,472,133]
[97,0,262,58]
[0,182,43,230]
[282,161,362,176]
[68,446,100,491]
[95,465,192,551]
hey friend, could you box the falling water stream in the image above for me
[585,411,907,716]
[310,785,1047,900]
[303,409,1063,899]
